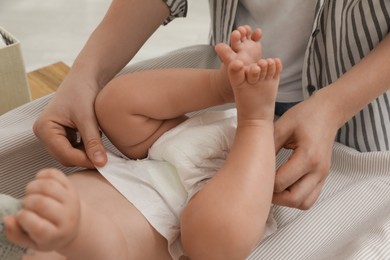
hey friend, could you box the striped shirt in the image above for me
[164,0,390,152]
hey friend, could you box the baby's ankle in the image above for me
[212,69,234,103]
[237,117,274,130]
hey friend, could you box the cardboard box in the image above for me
[0,26,31,114]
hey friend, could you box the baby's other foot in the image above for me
[228,58,282,122]
[213,25,264,104]
[215,25,263,67]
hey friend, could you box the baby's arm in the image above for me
[4,169,81,252]
[5,169,130,260]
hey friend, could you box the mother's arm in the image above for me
[33,0,171,168]
[273,33,390,209]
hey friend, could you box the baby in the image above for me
[3,25,282,260]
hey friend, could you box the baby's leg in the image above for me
[5,169,171,260]
[95,74,185,160]
[95,67,235,160]
[180,59,282,260]
[95,25,264,160]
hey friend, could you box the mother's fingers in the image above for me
[76,121,107,168]
[34,121,94,168]
[274,147,314,193]
[273,170,326,209]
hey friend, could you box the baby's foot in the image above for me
[216,25,263,66]
[228,58,282,122]
[213,25,263,103]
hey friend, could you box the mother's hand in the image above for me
[273,95,340,210]
[33,74,107,169]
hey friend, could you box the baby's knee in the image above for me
[95,81,118,121]
[95,78,131,127]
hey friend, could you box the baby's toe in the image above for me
[257,59,268,80]
[265,59,276,80]
[246,64,260,85]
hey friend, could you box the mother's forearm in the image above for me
[315,33,390,128]
[71,0,170,89]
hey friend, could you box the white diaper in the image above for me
[97,109,277,259]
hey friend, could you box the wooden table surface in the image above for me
[27,61,70,100]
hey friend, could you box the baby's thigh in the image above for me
[69,170,172,260]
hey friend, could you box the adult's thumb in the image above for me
[81,129,107,168]
[274,119,290,152]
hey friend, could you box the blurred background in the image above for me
[0,0,210,71]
